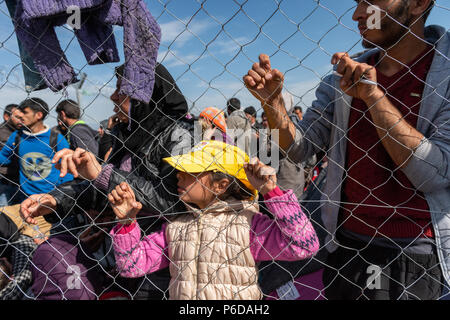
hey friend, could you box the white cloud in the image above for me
[159,18,213,46]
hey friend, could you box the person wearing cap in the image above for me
[108,140,319,300]
[198,107,232,144]
[21,63,195,300]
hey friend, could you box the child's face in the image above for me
[176,171,221,209]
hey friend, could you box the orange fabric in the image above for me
[199,107,227,133]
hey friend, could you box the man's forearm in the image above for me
[262,94,297,151]
[365,93,424,168]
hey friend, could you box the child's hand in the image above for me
[108,182,142,225]
[244,158,277,196]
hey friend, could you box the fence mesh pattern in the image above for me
[0,0,449,301]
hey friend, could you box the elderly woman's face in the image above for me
[110,78,131,124]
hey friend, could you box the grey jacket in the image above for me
[287,25,450,286]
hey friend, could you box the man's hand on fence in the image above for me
[20,194,57,225]
[52,148,102,180]
[109,182,142,225]
[244,54,285,104]
[244,157,277,196]
[332,52,384,102]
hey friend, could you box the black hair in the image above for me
[244,106,257,118]
[210,171,254,201]
[4,104,18,116]
[227,98,241,114]
[18,98,49,120]
[417,0,435,22]
[402,0,435,22]
[294,106,303,113]
[56,99,81,119]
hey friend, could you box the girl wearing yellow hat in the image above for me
[108,141,319,300]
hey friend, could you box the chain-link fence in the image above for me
[0,0,449,301]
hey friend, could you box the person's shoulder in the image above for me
[72,123,97,136]
[0,124,14,137]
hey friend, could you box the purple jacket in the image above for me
[14,0,161,103]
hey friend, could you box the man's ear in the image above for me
[36,111,44,122]
[411,0,433,19]
[3,114,10,123]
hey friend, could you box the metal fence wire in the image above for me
[0,0,449,301]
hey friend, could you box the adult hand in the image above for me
[20,194,57,225]
[332,52,384,102]
[244,158,277,196]
[107,114,120,130]
[52,148,102,180]
[108,182,142,224]
[243,54,285,104]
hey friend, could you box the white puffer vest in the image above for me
[165,198,262,300]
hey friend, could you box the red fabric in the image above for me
[114,222,137,235]
[342,46,435,239]
[263,186,284,200]
[99,291,130,300]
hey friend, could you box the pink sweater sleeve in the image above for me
[110,222,170,278]
[250,188,319,262]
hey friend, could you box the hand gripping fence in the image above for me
[0,0,448,301]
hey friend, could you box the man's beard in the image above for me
[362,3,413,50]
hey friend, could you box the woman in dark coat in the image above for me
[22,63,194,300]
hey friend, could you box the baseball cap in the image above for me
[163,140,257,199]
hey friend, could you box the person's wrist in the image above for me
[260,184,277,196]
[92,161,103,180]
[119,217,136,226]
[262,92,283,108]
[363,88,385,106]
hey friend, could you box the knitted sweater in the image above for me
[111,188,319,300]
[14,0,161,103]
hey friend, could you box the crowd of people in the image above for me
[0,0,448,301]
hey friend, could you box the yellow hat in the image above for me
[163,140,257,199]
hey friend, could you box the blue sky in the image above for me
[0,0,448,128]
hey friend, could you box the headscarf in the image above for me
[109,63,189,164]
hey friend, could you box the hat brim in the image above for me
[163,154,258,200]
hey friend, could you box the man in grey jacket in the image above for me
[56,99,99,157]
[244,0,449,300]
